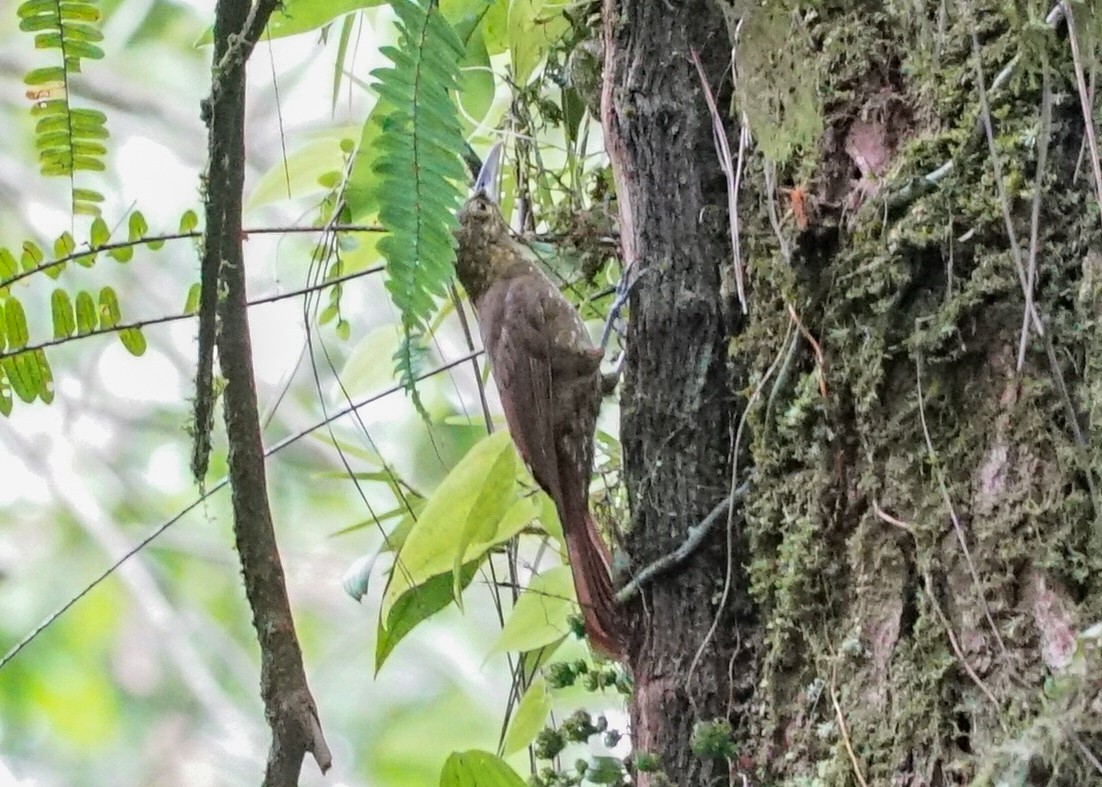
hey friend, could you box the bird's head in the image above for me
[455,143,512,294]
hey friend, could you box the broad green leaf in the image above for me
[195,0,386,45]
[375,560,481,672]
[507,0,569,85]
[490,565,575,654]
[248,129,358,209]
[451,431,517,598]
[439,750,525,787]
[481,0,508,54]
[456,22,496,131]
[538,490,563,543]
[381,431,529,619]
[51,289,75,339]
[501,674,551,755]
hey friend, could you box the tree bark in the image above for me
[605,1,753,784]
[201,0,332,781]
[611,2,1102,785]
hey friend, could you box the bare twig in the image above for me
[691,49,748,313]
[923,571,1004,714]
[615,480,751,603]
[0,349,482,672]
[872,503,1003,714]
[1063,2,1102,231]
[1073,733,1102,776]
[916,354,1008,661]
[830,662,869,787]
[1018,63,1052,372]
[969,20,1043,338]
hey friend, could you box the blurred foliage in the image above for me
[0,0,625,785]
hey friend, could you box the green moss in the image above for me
[732,0,1102,783]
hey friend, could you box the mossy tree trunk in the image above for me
[610,2,1102,785]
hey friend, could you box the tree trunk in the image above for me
[606,0,753,784]
[611,2,1102,785]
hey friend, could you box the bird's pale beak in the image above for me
[472,142,502,204]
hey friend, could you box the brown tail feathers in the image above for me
[562,509,628,660]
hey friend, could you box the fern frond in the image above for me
[18,0,108,216]
[369,0,467,403]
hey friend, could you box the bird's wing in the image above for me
[479,276,563,504]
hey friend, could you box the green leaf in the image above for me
[501,675,552,755]
[380,431,532,620]
[0,248,18,292]
[586,756,627,784]
[183,282,201,315]
[74,290,97,335]
[451,431,517,599]
[51,289,75,339]
[375,560,481,672]
[4,298,29,350]
[118,327,146,356]
[491,565,575,654]
[2,354,38,404]
[456,21,496,130]
[21,241,44,272]
[127,210,147,242]
[98,286,120,329]
[366,0,468,398]
[179,209,199,233]
[507,0,569,85]
[24,65,64,85]
[439,750,525,787]
[247,130,357,210]
[33,350,53,403]
[90,216,110,247]
[195,0,386,45]
[108,243,133,263]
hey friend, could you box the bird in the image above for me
[453,143,627,660]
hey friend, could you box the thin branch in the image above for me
[691,49,747,313]
[202,0,330,778]
[923,571,1004,715]
[916,353,1008,660]
[1018,63,1051,372]
[0,223,383,291]
[0,263,384,361]
[0,349,481,670]
[830,662,869,787]
[1063,2,1102,230]
[969,19,1043,338]
[615,480,751,603]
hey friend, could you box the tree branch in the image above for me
[200,0,331,780]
